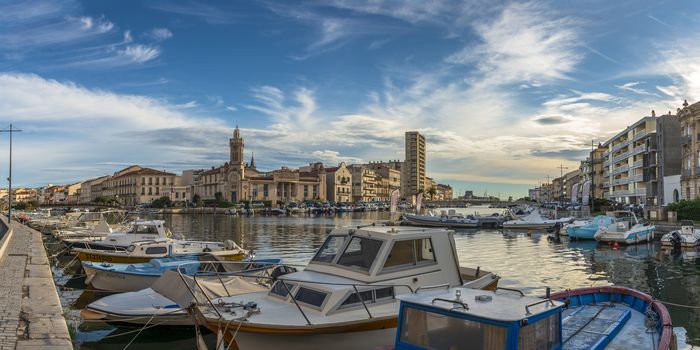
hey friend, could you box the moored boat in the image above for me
[661,220,700,249]
[502,210,573,230]
[594,211,654,244]
[393,285,674,350]
[62,220,171,250]
[73,238,247,264]
[82,257,282,293]
[190,225,499,350]
[403,210,478,228]
[567,215,615,240]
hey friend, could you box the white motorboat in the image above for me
[594,211,655,245]
[502,210,572,230]
[189,225,500,350]
[661,220,700,248]
[81,265,291,326]
[72,238,248,264]
[62,220,171,250]
[403,210,478,228]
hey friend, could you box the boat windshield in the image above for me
[311,235,347,263]
[130,224,158,234]
[336,236,383,272]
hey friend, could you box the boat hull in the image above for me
[501,223,554,230]
[595,226,655,244]
[83,265,159,292]
[661,230,700,248]
[75,250,246,264]
[567,226,598,240]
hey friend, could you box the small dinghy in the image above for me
[403,210,479,228]
[393,285,674,350]
[594,211,655,245]
[661,220,700,249]
[83,256,282,292]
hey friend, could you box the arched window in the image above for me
[673,189,680,203]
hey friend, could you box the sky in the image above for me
[1,0,699,198]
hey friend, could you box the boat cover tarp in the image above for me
[562,304,631,350]
[151,270,268,309]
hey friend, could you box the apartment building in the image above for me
[602,113,680,205]
[404,131,426,198]
[366,162,401,201]
[103,165,177,206]
[349,165,379,202]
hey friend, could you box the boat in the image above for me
[502,210,573,230]
[566,215,615,240]
[189,225,499,350]
[72,238,248,264]
[393,285,674,350]
[594,211,655,245]
[403,210,478,228]
[83,256,282,293]
[661,220,700,249]
[61,220,171,250]
[81,263,297,326]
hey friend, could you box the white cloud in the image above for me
[147,28,173,41]
[243,85,318,130]
[447,1,580,86]
[174,101,198,109]
[120,44,161,63]
[616,81,658,97]
[226,105,238,112]
[310,150,362,164]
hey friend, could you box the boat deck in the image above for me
[563,303,660,349]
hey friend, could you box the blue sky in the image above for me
[1,0,699,198]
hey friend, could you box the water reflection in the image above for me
[62,211,700,348]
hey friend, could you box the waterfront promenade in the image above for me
[0,216,70,349]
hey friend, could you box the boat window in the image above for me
[383,240,415,268]
[130,224,158,234]
[518,312,560,350]
[270,281,295,298]
[374,287,394,300]
[311,235,347,263]
[415,238,435,264]
[399,307,506,350]
[336,236,383,271]
[340,290,373,307]
[126,245,136,252]
[294,287,327,308]
[145,246,167,255]
[382,239,435,272]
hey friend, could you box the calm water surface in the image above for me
[55,209,700,349]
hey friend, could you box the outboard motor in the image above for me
[669,231,682,251]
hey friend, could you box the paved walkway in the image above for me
[0,217,71,350]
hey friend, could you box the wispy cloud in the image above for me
[446,1,580,86]
[145,28,173,42]
[150,1,243,24]
[244,85,318,130]
[616,81,659,97]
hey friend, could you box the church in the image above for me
[193,127,327,204]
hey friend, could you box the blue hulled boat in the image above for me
[567,215,615,240]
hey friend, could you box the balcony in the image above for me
[629,174,643,182]
[612,177,629,185]
[630,145,646,156]
[613,190,630,196]
[631,159,644,169]
[612,152,629,163]
[633,131,647,141]
[682,168,693,177]
[603,159,610,167]
[631,188,646,196]
[681,135,692,146]
[611,166,629,175]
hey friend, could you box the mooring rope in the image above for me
[121,311,158,350]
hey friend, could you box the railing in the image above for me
[611,166,629,175]
[631,160,644,168]
[603,159,610,167]
[682,169,693,177]
[613,190,630,196]
[631,188,646,196]
[612,178,629,185]
[631,145,646,155]
[633,131,647,141]
[612,152,629,163]
[629,174,643,182]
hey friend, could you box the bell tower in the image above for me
[230,126,245,176]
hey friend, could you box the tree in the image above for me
[427,186,437,200]
[192,194,202,207]
[150,196,172,208]
[214,192,224,203]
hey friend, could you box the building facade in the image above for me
[680,100,700,200]
[366,162,401,201]
[325,163,353,202]
[103,166,177,206]
[349,165,379,202]
[404,131,426,199]
[589,145,607,200]
[436,184,454,200]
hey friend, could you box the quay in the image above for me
[0,216,71,349]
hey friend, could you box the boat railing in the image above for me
[524,298,555,315]
[177,260,430,325]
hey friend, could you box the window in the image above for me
[294,287,327,308]
[148,187,152,195]
[337,236,383,271]
[149,177,152,185]
[141,187,145,195]
[399,307,506,350]
[311,236,347,263]
[130,224,158,234]
[145,246,167,255]
[382,239,435,271]
[156,178,160,185]
[155,187,159,195]
[339,287,394,309]
[270,281,295,298]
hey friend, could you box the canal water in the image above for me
[55,209,700,349]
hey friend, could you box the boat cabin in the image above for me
[681,220,695,235]
[395,287,564,350]
[265,225,493,317]
[605,211,641,231]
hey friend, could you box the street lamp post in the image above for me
[1,125,22,219]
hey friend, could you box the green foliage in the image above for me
[592,198,611,212]
[12,202,30,210]
[192,194,202,207]
[150,196,172,208]
[667,199,700,220]
[93,196,119,206]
